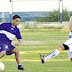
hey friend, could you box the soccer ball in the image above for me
[0,62,5,71]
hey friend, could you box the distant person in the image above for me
[39,16,72,63]
[0,15,24,71]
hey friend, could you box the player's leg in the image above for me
[39,37,72,63]
[0,51,6,58]
[39,44,65,63]
[12,48,21,64]
[12,48,24,70]
[0,41,7,58]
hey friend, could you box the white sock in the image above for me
[18,64,21,66]
[44,49,60,62]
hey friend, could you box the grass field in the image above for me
[0,27,72,72]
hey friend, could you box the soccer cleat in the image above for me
[18,65,24,71]
[39,53,45,64]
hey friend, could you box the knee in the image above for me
[70,58,72,62]
[16,49,19,53]
[1,51,6,56]
[13,48,19,54]
[57,44,65,51]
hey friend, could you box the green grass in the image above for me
[0,28,72,72]
[1,61,72,72]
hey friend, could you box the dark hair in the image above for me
[12,15,21,20]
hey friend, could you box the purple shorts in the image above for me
[0,41,15,55]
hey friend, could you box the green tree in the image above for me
[47,9,59,22]
[62,8,69,21]
[37,8,70,22]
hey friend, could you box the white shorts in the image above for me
[67,49,72,59]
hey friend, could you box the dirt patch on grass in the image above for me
[12,41,46,45]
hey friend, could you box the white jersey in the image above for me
[63,32,72,58]
[69,32,72,39]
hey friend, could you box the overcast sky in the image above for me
[0,0,72,12]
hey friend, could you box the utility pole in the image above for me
[10,0,13,22]
[59,0,63,23]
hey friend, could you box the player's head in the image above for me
[12,15,21,26]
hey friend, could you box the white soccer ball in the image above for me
[0,62,5,71]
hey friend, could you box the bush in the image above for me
[37,8,70,22]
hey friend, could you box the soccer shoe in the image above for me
[39,53,45,63]
[18,65,24,71]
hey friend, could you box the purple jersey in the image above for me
[0,22,22,44]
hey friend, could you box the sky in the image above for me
[0,0,72,12]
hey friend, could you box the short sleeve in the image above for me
[16,28,22,40]
[0,23,6,30]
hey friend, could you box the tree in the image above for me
[37,8,70,22]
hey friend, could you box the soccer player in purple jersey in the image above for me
[39,16,72,64]
[0,15,24,71]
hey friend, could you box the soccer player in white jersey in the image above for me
[39,16,72,63]
[0,15,24,71]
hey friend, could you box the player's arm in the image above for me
[15,28,22,46]
[69,16,72,31]
[15,39,22,46]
